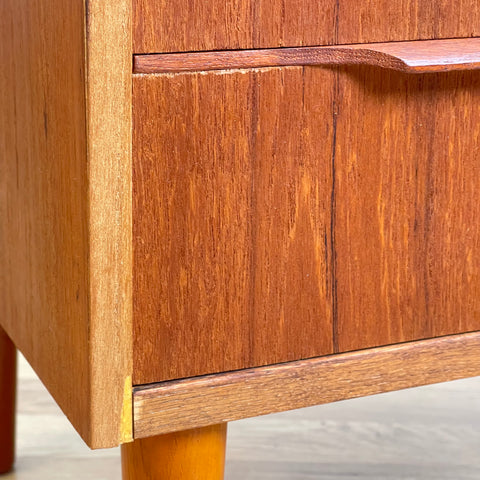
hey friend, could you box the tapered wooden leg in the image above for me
[0,327,16,474]
[121,424,227,480]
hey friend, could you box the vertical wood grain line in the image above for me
[331,0,340,358]
[422,107,435,337]
[247,71,260,365]
[334,0,340,44]
[330,67,340,353]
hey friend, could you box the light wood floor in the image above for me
[3,355,479,479]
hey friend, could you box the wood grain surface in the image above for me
[133,65,480,384]
[133,68,335,384]
[334,67,480,351]
[134,38,480,74]
[133,332,480,439]
[122,425,227,479]
[338,1,480,45]
[133,0,480,53]
[85,0,133,447]
[0,0,132,448]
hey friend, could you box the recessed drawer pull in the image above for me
[134,38,480,74]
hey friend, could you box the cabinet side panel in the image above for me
[0,0,91,442]
[0,0,133,449]
[0,0,134,449]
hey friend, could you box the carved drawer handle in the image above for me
[134,38,480,75]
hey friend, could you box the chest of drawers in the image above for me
[1,1,480,478]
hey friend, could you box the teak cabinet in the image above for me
[1,1,480,478]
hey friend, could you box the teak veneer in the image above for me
[133,0,480,53]
[1,0,480,478]
[133,63,480,384]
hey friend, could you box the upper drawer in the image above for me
[133,0,480,54]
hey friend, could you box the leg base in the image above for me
[0,327,16,474]
[121,424,227,480]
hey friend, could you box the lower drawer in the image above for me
[133,64,480,385]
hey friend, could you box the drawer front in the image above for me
[133,68,336,384]
[134,0,480,53]
[133,66,480,385]
[334,67,480,352]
